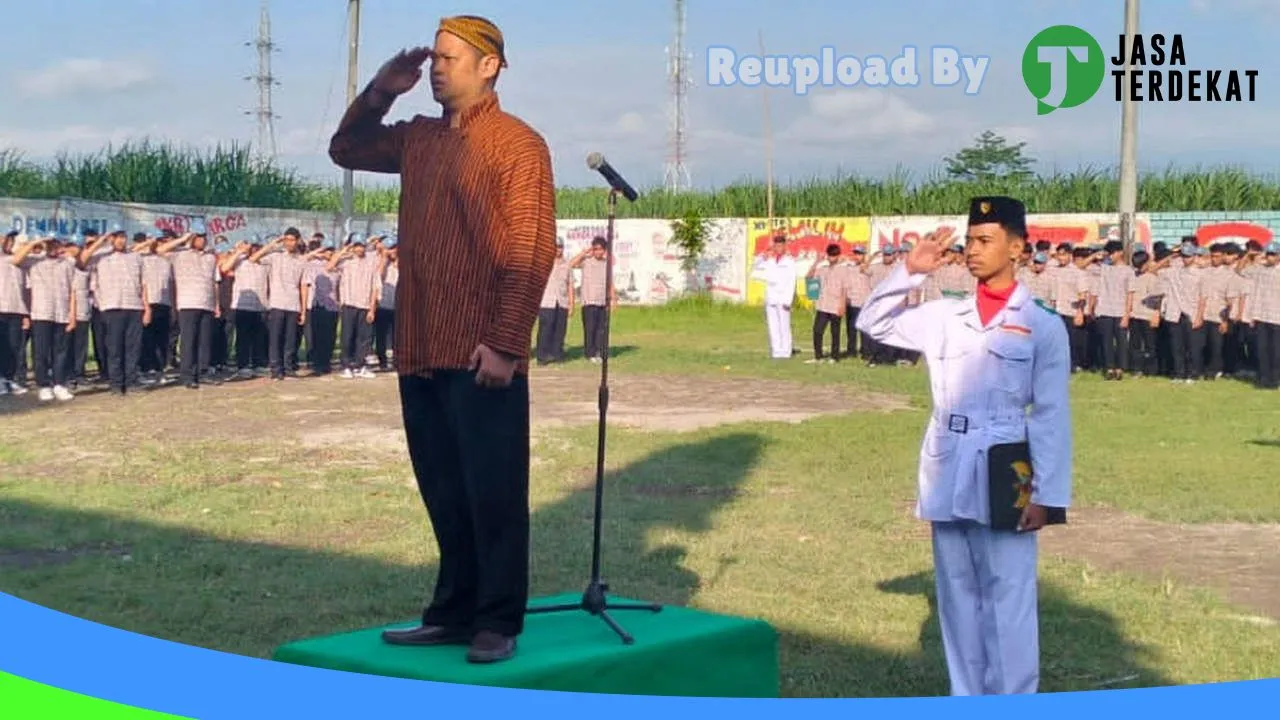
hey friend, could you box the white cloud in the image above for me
[778,90,937,147]
[16,58,155,99]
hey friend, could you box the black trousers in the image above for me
[308,308,339,374]
[1203,321,1227,378]
[141,304,172,373]
[30,320,71,389]
[168,310,181,371]
[582,305,607,359]
[0,312,23,384]
[179,309,214,385]
[1094,316,1128,371]
[102,309,143,392]
[1224,321,1248,375]
[213,312,232,369]
[340,305,374,370]
[91,308,108,381]
[65,321,90,383]
[399,371,530,637]
[844,304,862,358]
[375,307,396,368]
[1170,314,1207,380]
[267,309,300,378]
[1256,322,1280,390]
[235,310,269,370]
[1061,315,1088,370]
[812,311,842,359]
[534,306,569,363]
[1127,319,1159,375]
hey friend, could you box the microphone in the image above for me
[586,152,639,202]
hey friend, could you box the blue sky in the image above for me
[2,0,1275,191]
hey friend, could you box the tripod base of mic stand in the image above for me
[526,581,663,645]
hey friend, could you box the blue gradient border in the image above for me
[0,592,1275,718]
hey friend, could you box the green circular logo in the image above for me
[1022,25,1106,115]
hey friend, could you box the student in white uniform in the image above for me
[752,234,798,359]
[856,196,1072,696]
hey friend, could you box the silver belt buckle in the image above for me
[948,414,969,434]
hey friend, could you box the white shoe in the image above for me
[53,385,74,401]
[357,368,376,379]
[0,382,7,396]
[342,369,354,379]
[38,387,54,402]
[7,381,27,396]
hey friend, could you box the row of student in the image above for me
[753,234,1280,389]
[0,225,401,401]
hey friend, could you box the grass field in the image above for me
[1,299,1277,697]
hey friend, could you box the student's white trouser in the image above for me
[765,304,791,358]
[931,520,1039,696]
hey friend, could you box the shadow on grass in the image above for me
[1246,439,1280,448]
[0,430,1172,698]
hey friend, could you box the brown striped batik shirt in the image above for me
[142,253,174,307]
[336,253,380,310]
[811,262,847,314]
[170,248,220,312]
[540,257,571,309]
[329,89,556,375]
[229,256,270,312]
[579,256,609,307]
[26,254,75,323]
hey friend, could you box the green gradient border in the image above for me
[0,671,189,719]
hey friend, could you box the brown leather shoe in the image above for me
[381,624,471,647]
[465,630,516,663]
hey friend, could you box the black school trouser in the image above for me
[101,309,143,392]
[1255,322,1280,390]
[844,304,862,358]
[1094,316,1128,371]
[535,306,569,363]
[582,305,607,359]
[308,308,339,374]
[267,309,300,378]
[812,311,842,359]
[1061,315,1088,370]
[375,307,395,368]
[1127,319,1159,375]
[0,312,24,384]
[1204,321,1228,378]
[64,321,90,383]
[30,320,71,389]
[91,308,108,381]
[400,371,530,637]
[1170,314,1207,380]
[235,310,268,370]
[141,304,172,373]
[178,309,214,385]
[340,305,373,370]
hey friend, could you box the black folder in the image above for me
[987,441,1067,532]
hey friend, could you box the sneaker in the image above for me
[358,367,376,379]
[7,381,27,396]
[342,368,355,379]
[52,385,74,402]
[38,387,54,402]
[0,382,7,396]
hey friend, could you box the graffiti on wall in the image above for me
[1024,214,1153,251]
[743,217,872,306]
[1193,221,1275,247]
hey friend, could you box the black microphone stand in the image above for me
[525,188,663,645]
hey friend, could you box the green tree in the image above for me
[943,130,1036,182]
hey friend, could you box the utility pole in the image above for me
[1118,0,1139,255]
[343,0,361,223]
[244,0,279,160]
[758,30,775,224]
[663,0,692,192]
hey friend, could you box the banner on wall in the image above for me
[743,217,872,306]
[870,215,968,252]
[1024,213,1153,252]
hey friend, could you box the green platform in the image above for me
[272,594,779,698]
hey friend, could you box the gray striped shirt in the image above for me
[72,265,92,322]
[142,254,174,307]
[540,258,571,308]
[843,263,872,307]
[1248,264,1280,324]
[170,248,220,312]
[306,260,341,312]
[1131,272,1165,324]
[1159,264,1204,322]
[229,256,269,312]
[1093,264,1134,318]
[263,251,309,313]
[337,254,380,310]
[0,253,28,315]
[380,262,398,310]
[579,256,609,306]
[91,250,147,311]
[26,255,75,323]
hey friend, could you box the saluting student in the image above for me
[856,196,1071,696]
[1091,241,1134,380]
[863,247,897,366]
[158,228,222,389]
[1200,243,1237,380]
[1018,252,1055,304]
[301,239,341,376]
[1160,241,1208,383]
[1049,245,1089,372]
[81,227,152,395]
[328,233,381,379]
[139,231,176,382]
[10,231,77,402]
[806,243,847,363]
[1234,242,1266,377]
[375,236,399,371]
[1241,242,1280,389]
[220,237,271,378]
[535,238,574,365]
[570,237,616,363]
[63,233,93,389]
[249,229,311,381]
[752,235,798,360]
[0,230,30,395]
[841,247,872,361]
[1127,250,1165,377]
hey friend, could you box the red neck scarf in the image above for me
[977,281,1016,326]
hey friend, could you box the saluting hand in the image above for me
[373,47,433,96]
[906,227,953,275]
[470,343,516,389]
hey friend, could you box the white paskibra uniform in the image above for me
[856,262,1073,696]
[753,253,798,358]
